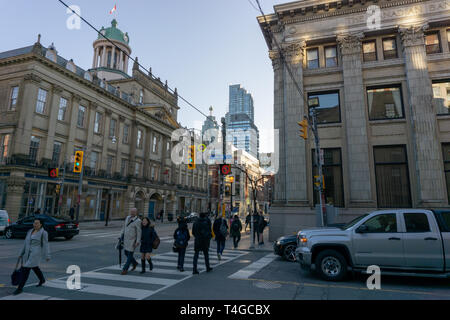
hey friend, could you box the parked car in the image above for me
[0,210,10,235]
[4,214,79,240]
[296,209,450,281]
[186,212,199,223]
[273,234,297,262]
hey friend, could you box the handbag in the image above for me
[11,256,24,286]
[152,229,160,250]
[172,243,179,253]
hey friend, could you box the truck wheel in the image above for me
[316,249,347,281]
[283,244,297,262]
[5,228,13,239]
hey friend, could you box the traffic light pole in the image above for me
[58,157,67,216]
[310,109,325,227]
[76,148,85,223]
[221,117,226,218]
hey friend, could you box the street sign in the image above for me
[48,168,59,178]
[220,164,231,175]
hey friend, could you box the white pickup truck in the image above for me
[295,209,450,281]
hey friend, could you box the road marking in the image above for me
[44,279,154,300]
[103,265,190,275]
[228,253,277,280]
[0,292,67,300]
[152,255,221,264]
[82,271,179,286]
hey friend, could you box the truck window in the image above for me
[404,213,430,233]
[440,212,450,232]
[361,213,397,233]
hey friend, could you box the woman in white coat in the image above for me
[14,218,50,295]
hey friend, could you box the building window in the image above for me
[367,85,404,120]
[109,118,117,138]
[425,32,441,54]
[382,38,397,59]
[139,89,144,104]
[233,137,237,146]
[308,91,341,124]
[35,88,48,114]
[93,112,102,133]
[0,134,11,163]
[151,166,155,180]
[307,48,319,69]
[167,141,170,152]
[442,143,450,204]
[374,145,411,208]
[106,156,114,175]
[57,97,68,121]
[137,130,143,149]
[325,46,338,67]
[363,41,377,62]
[123,124,129,144]
[432,80,450,115]
[135,162,141,177]
[9,86,19,110]
[29,136,40,163]
[312,148,344,207]
[152,136,158,153]
[52,142,62,166]
[90,151,99,171]
[120,159,128,176]
[77,105,86,127]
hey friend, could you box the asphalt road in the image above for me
[0,223,449,300]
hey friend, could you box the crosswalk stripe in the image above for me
[152,255,221,263]
[102,265,191,275]
[44,279,154,300]
[141,260,205,270]
[82,271,179,286]
[228,253,277,280]
[0,292,65,300]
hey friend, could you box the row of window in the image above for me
[305,29,450,69]
[307,79,450,124]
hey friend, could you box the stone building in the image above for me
[258,0,450,240]
[0,20,208,221]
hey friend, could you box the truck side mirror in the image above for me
[356,225,368,233]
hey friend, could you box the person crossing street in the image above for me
[120,208,141,275]
[213,215,228,261]
[230,214,242,249]
[192,212,213,274]
[140,217,157,273]
[173,217,190,272]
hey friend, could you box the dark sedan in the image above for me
[273,234,297,262]
[4,214,79,240]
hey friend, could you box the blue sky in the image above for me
[0,0,286,152]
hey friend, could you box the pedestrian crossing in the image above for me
[1,247,248,300]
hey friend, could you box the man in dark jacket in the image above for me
[192,212,213,274]
[213,215,228,261]
[258,212,267,245]
[252,212,260,244]
[245,213,251,232]
[230,215,242,249]
[173,217,190,272]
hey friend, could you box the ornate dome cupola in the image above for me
[91,19,131,81]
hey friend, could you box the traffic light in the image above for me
[187,145,196,170]
[48,168,59,178]
[55,184,61,194]
[73,151,84,173]
[298,119,308,140]
[220,164,231,176]
[314,175,325,189]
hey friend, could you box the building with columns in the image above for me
[258,0,450,240]
[0,20,208,222]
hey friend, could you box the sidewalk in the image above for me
[78,218,178,230]
[222,227,273,253]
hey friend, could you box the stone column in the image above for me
[269,49,285,202]
[115,115,125,173]
[86,103,97,156]
[129,120,138,176]
[337,33,373,206]
[144,127,152,179]
[101,46,107,67]
[5,174,26,221]
[120,50,124,72]
[112,47,116,69]
[399,25,447,206]
[44,85,63,160]
[282,41,308,204]
[101,110,112,170]
[93,47,99,68]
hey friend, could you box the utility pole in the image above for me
[221,117,226,218]
[76,148,85,223]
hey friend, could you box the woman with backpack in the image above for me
[13,218,50,295]
[213,215,228,261]
[140,217,157,273]
[230,215,242,249]
[173,217,190,272]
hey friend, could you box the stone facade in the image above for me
[258,0,450,240]
[0,25,208,222]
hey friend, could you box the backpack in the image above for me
[219,219,228,237]
[175,229,188,248]
[197,219,210,240]
[231,220,240,233]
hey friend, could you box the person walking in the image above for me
[258,213,267,245]
[69,206,75,221]
[120,208,141,275]
[245,213,251,232]
[192,212,213,274]
[140,217,157,273]
[252,212,260,244]
[213,215,228,261]
[13,218,50,295]
[173,217,190,272]
[230,215,242,249]
[160,209,164,223]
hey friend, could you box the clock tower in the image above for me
[91,19,132,81]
